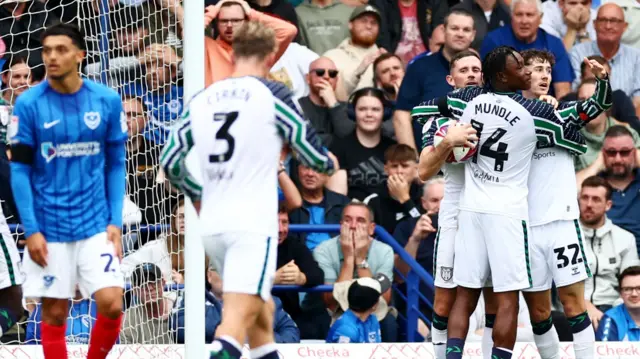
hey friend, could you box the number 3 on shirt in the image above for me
[470,119,509,172]
[209,112,238,163]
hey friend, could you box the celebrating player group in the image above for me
[414,46,612,359]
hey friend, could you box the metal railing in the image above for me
[9,223,435,342]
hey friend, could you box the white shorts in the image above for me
[23,232,124,299]
[433,226,456,289]
[203,232,277,302]
[0,232,25,289]
[524,219,591,292]
[454,210,532,292]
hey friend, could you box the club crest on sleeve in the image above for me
[121,112,128,133]
[441,266,453,282]
[84,111,101,130]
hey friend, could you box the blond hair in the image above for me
[139,43,181,68]
[232,21,276,61]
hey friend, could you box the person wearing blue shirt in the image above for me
[479,0,574,99]
[133,43,183,145]
[25,288,98,345]
[596,266,640,341]
[326,277,383,343]
[393,9,475,150]
[8,23,126,359]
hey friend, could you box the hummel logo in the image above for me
[44,120,60,129]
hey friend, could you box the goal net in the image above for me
[0,0,185,346]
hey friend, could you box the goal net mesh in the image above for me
[0,0,185,345]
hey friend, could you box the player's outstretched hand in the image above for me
[26,233,48,268]
[193,200,201,215]
[106,225,123,262]
[445,122,478,148]
[539,95,559,109]
[583,57,608,79]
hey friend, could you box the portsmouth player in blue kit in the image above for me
[9,24,127,359]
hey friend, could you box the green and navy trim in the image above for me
[257,236,272,295]
[522,220,532,287]
[432,227,441,276]
[0,237,15,286]
[160,107,203,201]
[573,219,592,277]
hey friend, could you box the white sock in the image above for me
[432,327,447,359]
[250,343,277,358]
[482,327,493,359]
[533,327,560,359]
[572,325,595,359]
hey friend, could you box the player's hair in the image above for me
[580,55,609,78]
[521,49,556,67]
[384,144,418,164]
[424,176,445,193]
[232,21,276,61]
[372,52,403,83]
[449,49,481,71]
[581,175,613,200]
[278,202,288,214]
[349,87,387,108]
[40,22,86,51]
[342,201,375,223]
[444,8,474,28]
[510,0,542,13]
[482,46,519,90]
[121,94,148,114]
[605,124,634,140]
[618,265,640,290]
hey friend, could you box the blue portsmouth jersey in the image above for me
[596,304,640,341]
[326,310,381,344]
[9,80,127,242]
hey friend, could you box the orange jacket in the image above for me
[204,7,297,86]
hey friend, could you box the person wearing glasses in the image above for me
[297,57,349,148]
[596,265,640,341]
[577,126,640,250]
[203,0,297,86]
[577,176,639,331]
[570,3,640,116]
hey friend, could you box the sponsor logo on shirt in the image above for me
[533,151,556,160]
[41,141,101,162]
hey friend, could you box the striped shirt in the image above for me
[160,76,334,236]
[570,41,640,97]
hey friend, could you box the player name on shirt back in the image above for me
[474,102,522,127]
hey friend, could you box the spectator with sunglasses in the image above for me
[573,79,640,173]
[298,57,349,148]
[330,88,396,201]
[578,176,638,330]
[577,126,640,256]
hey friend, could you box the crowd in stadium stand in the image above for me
[0,0,639,345]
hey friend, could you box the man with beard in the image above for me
[324,5,385,100]
[372,53,405,102]
[577,125,640,251]
[578,176,638,330]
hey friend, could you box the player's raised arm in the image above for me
[105,96,128,232]
[160,107,203,202]
[533,102,588,156]
[410,87,483,126]
[8,99,40,238]
[270,84,335,175]
[557,74,612,127]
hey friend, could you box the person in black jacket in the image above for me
[274,203,325,327]
[288,162,350,250]
[365,144,423,235]
[371,0,449,58]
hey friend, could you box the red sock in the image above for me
[41,322,67,359]
[87,313,122,359]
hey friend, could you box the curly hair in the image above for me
[482,46,519,90]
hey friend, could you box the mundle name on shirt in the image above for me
[474,102,522,126]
